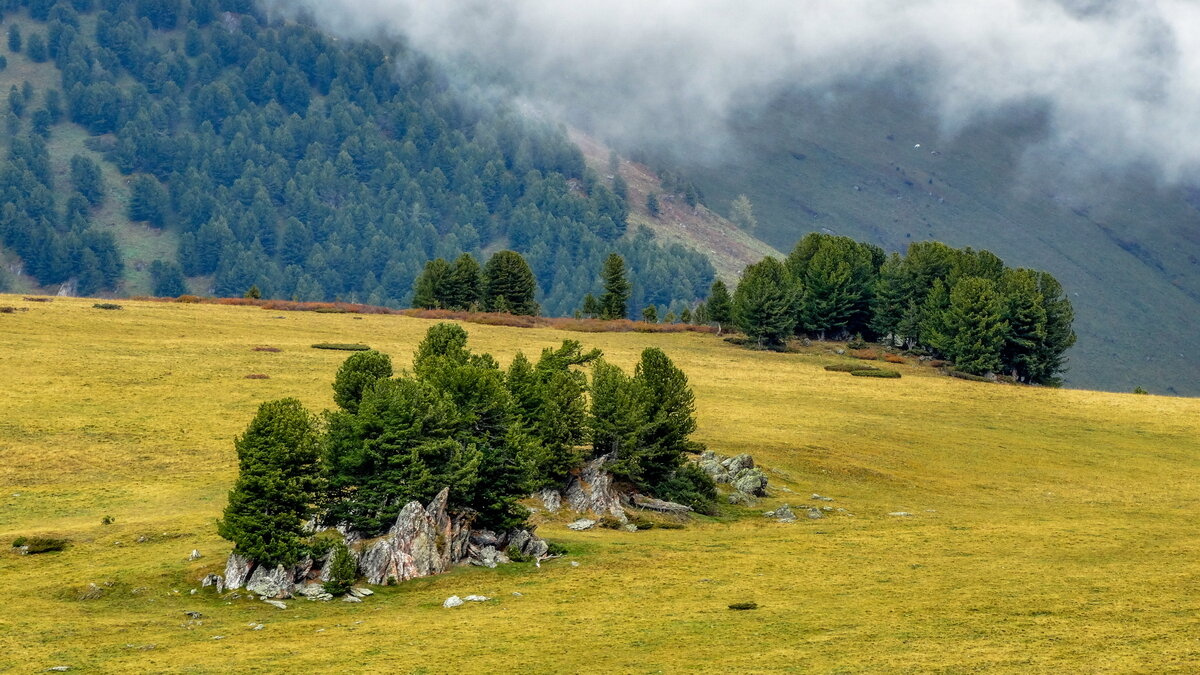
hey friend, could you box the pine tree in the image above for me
[332,350,394,414]
[999,269,1047,381]
[641,305,658,323]
[70,155,105,206]
[733,258,797,348]
[598,253,631,320]
[646,192,660,217]
[128,175,169,227]
[607,348,698,492]
[729,194,757,232]
[217,399,322,567]
[581,293,600,318]
[1029,271,1077,385]
[411,258,451,309]
[149,260,187,297]
[445,253,483,310]
[940,277,1009,375]
[483,250,539,316]
[706,279,733,327]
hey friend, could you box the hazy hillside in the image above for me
[676,89,1199,395]
[3,296,1199,671]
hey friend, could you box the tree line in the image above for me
[722,234,1076,383]
[218,324,713,567]
[0,0,714,313]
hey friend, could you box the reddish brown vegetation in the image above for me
[244,374,270,380]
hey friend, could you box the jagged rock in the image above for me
[722,453,755,474]
[262,599,288,610]
[246,565,293,599]
[188,550,202,561]
[468,545,507,568]
[295,584,333,601]
[811,494,834,502]
[184,611,204,620]
[806,508,824,520]
[537,488,562,513]
[443,595,464,608]
[359,487,457,585]
[567,519,596,531]
[888,512,914,517]
[727,491,756,506]
[200,574,225,594]
[629,494,693,515]
[292,557,314,583]
[507,529,548,558]
[464,595,490,602]
[564,454,627,523]
[730,468,768,497]
[224,552,256,590]
[765,505,797,523]
[342,595,362,603]
[470,530,502,548]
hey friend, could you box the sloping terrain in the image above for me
[2,296,1198,672]
[676,89,1200,395]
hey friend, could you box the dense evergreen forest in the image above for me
[0,0,714,314]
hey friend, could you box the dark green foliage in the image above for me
[646,192,660,217]
[641,305,657,323]
[706,280,733,326]
[483,250,539,316]
[68,156,103,205]
[545,541,569,556]
[825,363,875,372]
[311,343,371,351]
[26,32,48,62]
[580,293,599,318]
[948,370,991,382]
[847,334,867,350]
[598,253,630,320]
[332,350,393,414]
[0,6,714,314]
[931,277,1008,376]
[733,257,796,348]
[788,233,878,339]
[653,462,717,512]
[127,175,169,227]
[728,602,758,610]
[92,302,122,310]
[217,399,322,567]
[322,542,357,596]
[7,24,20,53]
[505,544,533,563]
[243,285,261,299]
[446,254,484,311]
[850,369,901,378]
[1133,386,1149,395]
[149,259,187,296]
[412,258,451,310]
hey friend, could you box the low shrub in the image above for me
[653,463,718,512]
[175,295,201,303]
[322,542,357,596]
[92,303,123,310]
[313,307,348,313]
[252,346,281,352]
[1133,386,1149,395]
[12,536,27,548]
[883,354,906,364]
[928,359,948,368]
[16,536,69,554]
[23,297,52,302]
[628,517,655,530]
[654,522,685,530]
[0,306,16,313]
[948,370,990,382]
[849,349,880,360]
[851,369,901,378]
[244,374,270,379]
[545,541,569,556]
[847,334,868,350]
[597,516,626,529]
[506,545,534,563]
[728,602,758,610]
[101,515,114,525]
[824,363,876,372]
[311,343,371,351]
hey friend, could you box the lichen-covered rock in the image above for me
[730,468,769,497]
[359,488,455,585]
[246,564,293,599]
[766,504,797,523]
[223,552,256,590]
[722,453,755,474]
[806,508,824,520]
[629,494,693,515]
[468,544,507,568]
[537,488,562,513]
[564,454,627,523]
[443,595,463,608]
[200,574,225,594]
[567,519,596,531]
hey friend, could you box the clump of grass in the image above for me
[545,541,569,556]
[313,307,349,313]
[949,370,990,382]
[851,369,901,379]
[244,374,270,380]
[93,303,123,311]
[14,536,70,554]
[0,306,17,314]
[849,349,881,360]
[883,354,906,364]
[825,363,877,372]
[728,602,758,610]
[22,297,52,302]
[252,346,281,353]
[101,515,114,525]
[311,343,371,351]
[654,522,685,530]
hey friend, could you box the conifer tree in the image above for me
[446,253,483,311]
[218,399,322,567]
[641,305,658,323]
[483,250,539,316]
[332,350,394,414]
[149,259,187,297]
[412,258,451,309]
[733,258,796,348]
[938,277,1009,375]
[598,253,631,320]
[706,279,733,327]
[581,293,600,318]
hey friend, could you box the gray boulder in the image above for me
[200,574,225,594]
[537,488,562,513]
[262,599,288,610]
[629,494,693,516]
[246,565,293,599]
[443,595,464,608]
[223,552,256,590]
[766,504,797,523]
[468,545,507,568]
[722,453,755,474]
[342,595,362,603]
[806,508,824,520]
[360,487,459,585]
[730,468,768,497]
[567,519,596,531]
[564,454,627,523]
[464,594,490,602]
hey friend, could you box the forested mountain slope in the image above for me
[0,0,715,316]
[679,89,1200,395]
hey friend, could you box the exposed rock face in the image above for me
[200,574,225,594]
[359,487,460,585]
[730,469,768,497]
[224,553,256,590]
[563,454,628,523]
[698,450,769,497]
[537,488,562,513]
[628,494,693,515]
[567,519,596,531]
[246,565,293,599]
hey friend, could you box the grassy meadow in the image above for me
[1,295,1198,673]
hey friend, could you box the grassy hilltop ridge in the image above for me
[1,296,1198,672]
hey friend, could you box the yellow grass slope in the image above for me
[1,295,1198,673]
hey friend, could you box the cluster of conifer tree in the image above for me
[218,324,713,568]
[0,0,714,313]
[722,234,1076,383]
[410,250,539,316]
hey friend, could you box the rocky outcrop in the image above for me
[246,564,293,599]
[359,487,468,585]
[562,454,628,523]
[627,494,693,516]
[698,451,769,498]
[224,552,256,590]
